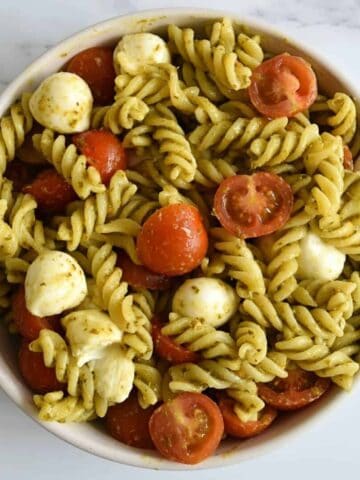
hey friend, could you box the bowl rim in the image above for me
[0,6,359,471]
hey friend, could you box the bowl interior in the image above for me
[0,7,359,470]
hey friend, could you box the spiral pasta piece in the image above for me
[180,62,224,103]
[238,351,288,383]
[276,335,359,390]
[194,155,238,188]
[168,358,243,393]
[0,92,33,176]
[134,361,162,408]
[9,193,54,253]
[30,330,109,417]
[235,33,264,70]
[208,227,266,298]
[33,391,96,423]
[230,318,267,365]
[266,226,306,302]
[161,313,237,359]
[114,72,169,105]
[87,244,131,331]
[189,116,288,153]
[226,380,265,422]
[168,24,252,91]
[33,129,105,199]
[91,97,149,133]
[310,216,360,258]
[144,104,197,185]
[121,290,154,360]
[0,200,18,260]
[304,133,344,221]
[57,170,138,251]
[248,124,319,168]
[291,279,356,320]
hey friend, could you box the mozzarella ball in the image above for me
[297,232,345,281]
[172,277,239,328]
[29,72,93,134]
[113,33,171,75]
[94,345,135,403]
[62,310,122,367]
[25,250,87,316]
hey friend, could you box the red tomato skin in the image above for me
[137,204,208,276]
[258,369,331,411]
[149,393,224,464]
[12,286,61,341]
[66,47,116,105]
[343,145,354,170]
[116,252,172,291]
[106,393,156,449]
[73,130,127,185]
[23,169,77,214]
[219,398,277,438]
[5,160,34,192]
[214,173,293,239]
[152,317,200,365]
[249,53,317,118]
[18,340,64,394]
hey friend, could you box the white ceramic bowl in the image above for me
[0,7,359,470]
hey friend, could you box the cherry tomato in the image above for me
[66,47,116,105]
[18,340,64,394]
[23,169,77,214]
[106,392,156,449]
[149,393,224,464]
[12,286,60,341]
[214,173,293,238]
[5,160,34,192]
[137,204,208,276]
[152,316,200,365]
[219,397,277,438]
[116,252,172,291]
[73,130,127,185]
[258,368,331,411]
[343,145,353,170]
[249,53,317,118]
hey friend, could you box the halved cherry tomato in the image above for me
[258,368,331,411]
[66,47,116,105]
[106,392,156,449]
[152,316,200,365]
[18,340,64,394]
[5,160,34,192]
[249,53,317,118]
[219,397,277,438]
[343,145,353,170]
[12,286,60,341]
[149,393,224,464]
[73,130,127,185]
[23,169,77,214]
[137,204,208,276]
[116,252,172,291]
[214,173,293,238]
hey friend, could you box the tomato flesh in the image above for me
[219,397,277,438]
[12,286,61,340]
[18,340,64,394]
[149,393,224,464]
[249,53,317,118]
[116,252,172,291]
[258,368,331,410]
[152,316,200,365]
[137,204,208,276]
[343,145,353,170]
[106,393,156,449]
[66,47,116,105]
[23,169,77,214]
[73,130,127,185]
[214,173,293,238]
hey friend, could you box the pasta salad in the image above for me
[0,16,360,465]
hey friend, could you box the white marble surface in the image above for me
[1,0,360,478]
